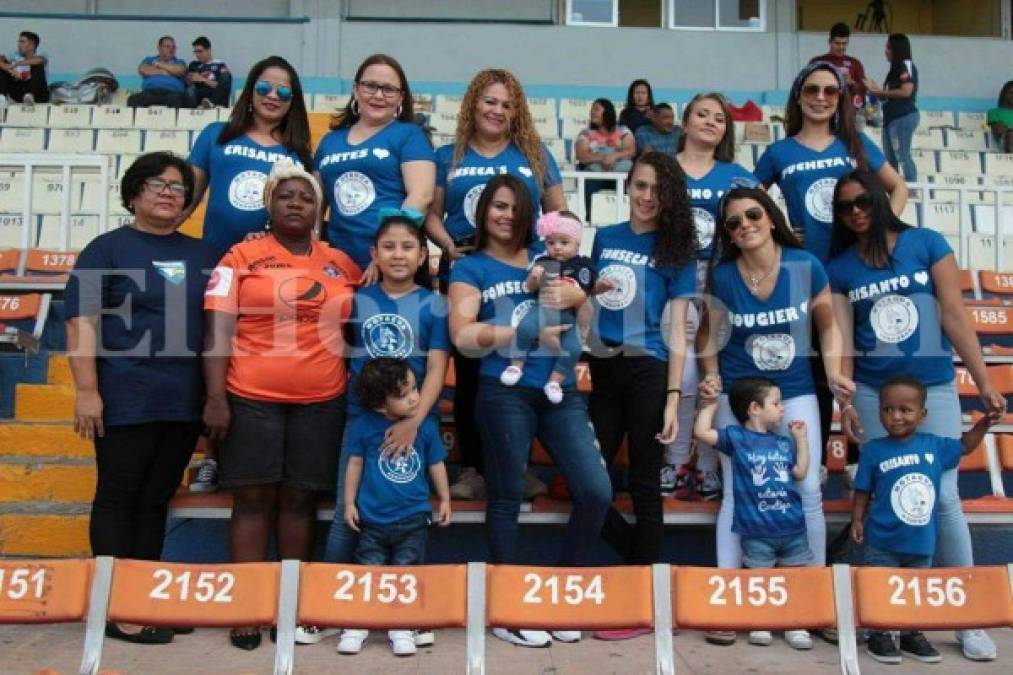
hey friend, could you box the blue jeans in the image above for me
[355,511,429,565]
[323,408,360,564]
[513,305,582,379]
[476,378,613,565]
[741,533,813,568]
[883,111,920,180]
[863,544,932,639]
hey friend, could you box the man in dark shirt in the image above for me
[0,31,49,104]
[634,103,681,159]
[183,36,231,108]
[809,22,867,116]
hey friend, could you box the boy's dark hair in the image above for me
[880,374,927,407]
[653,102,673,114]
[729,377,779,424]
[20,31,40,49]
[357,358,412,411]
[192,36,211,50]
[829,22,850,40]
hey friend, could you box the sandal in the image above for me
[105,622,174,644]
[230,627,262,651]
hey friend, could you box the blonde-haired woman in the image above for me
[425,68,565,499]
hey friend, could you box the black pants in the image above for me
[589,353,667,564]
[90,421,200,560]
[183,83,230,108]
[454,348,485,474]
[127,88,183,108]
[0,64,49,102]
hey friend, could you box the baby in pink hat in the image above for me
[500,210,596,403]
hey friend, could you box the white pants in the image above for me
[714,393,826,568]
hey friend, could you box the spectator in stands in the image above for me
[864,33,920,180]
[809,22,867,121]
[0,30,48,104]
[987,81,1013,153]
[586,153,695,641]
[449,174,612,648]
[634,103,681,158]
[202,158,360,651]
[828,170,1004,662]
[183,36,231,109]
[575,98,635,173]
[697,186,854,647]
[316,53,435,283]
[619,78,655,134]
[127,36,186,108]
[666,92,757,501]
[425,67,566,501]
[65,152,215,645]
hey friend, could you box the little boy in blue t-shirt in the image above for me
[339,358,451,657]
[695,377,812,648]
[851,374,996,665]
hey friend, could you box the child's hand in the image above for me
[528,266,546,284]
[788,420,807,437]
[850,520,864,544]
[435,500,452,527]
[344,504,361,533]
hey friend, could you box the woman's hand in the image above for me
[203,395,231,442]
[698,373,722,403]
[360,261,380,286]
[863,77,883,97]
[979,385,1008,420]
[841,404,864,444]
[73,389,104,440]
[382,418,421,458]
[656,398,679,445]
[540,279,585,311]
[446,242,472,261]
[828,372,857,404]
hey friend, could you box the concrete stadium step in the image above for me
[0,461,95,503]
[47,353,72,385]
[14,383,74,420]
[0,512,90,557]
[0,421,92,457]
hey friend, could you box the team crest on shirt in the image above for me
[228,170,268,211]
[890,472,934,526]
[870,294,918,344]
[464,184,486,227]
[510,299,536,328]
[597,264,637,311]
[363,313,414,359]
[747,333,795,371]
[692,207,715,250]
[152,260,186,285]
[278,276,327,310]
[335,171,376,216]
[205,266,234,297]
[379,447,422,484]
[804,177,838,223]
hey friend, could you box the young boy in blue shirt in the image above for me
[338,358,451,657]
[851,374,997,665]
[695,377,812,650]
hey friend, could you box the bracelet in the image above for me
[667,388,682,395]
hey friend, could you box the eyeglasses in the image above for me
[144,178,186,197]
[801,84,841,99]
[357,80,402,98]
[254,80,293,102]
[724,206,765,231]
[834,192,874,214]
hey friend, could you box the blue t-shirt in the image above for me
[686,161,758,260]
[315,121,435,269]
[590,222,696,361]
[189,122,305,259]
[854,432,962,556]
[64,226,217,426]
[140,56,186,93]
[712,247,829,400]
[435,142,562,243]
[716,426,805,538]
[828,227,954,388]
[346,284,450,412]
[449,250,575,388]
[754,136,886,263]
[347,411,446,525]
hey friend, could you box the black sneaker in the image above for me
[865,632,901,664]
[899,631,941,663]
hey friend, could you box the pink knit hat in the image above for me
[536,210,583,243]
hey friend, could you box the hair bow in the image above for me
[378,206,424,228]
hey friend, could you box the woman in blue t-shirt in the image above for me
[426,68,565,501]
[183,56,312,259]
[449,174,611,649]
[697,187,854,593]
[828,170,1004,661]
[315,54,436,282]
[864,33,920,180]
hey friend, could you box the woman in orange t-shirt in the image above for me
[203,158,360,650]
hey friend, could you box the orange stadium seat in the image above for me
[0,558,94,625]
[1000,434,1013,470]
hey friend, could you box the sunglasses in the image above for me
[724,206,765,231]
[834,192,874,214]
[254,80,293,102]
[801,84,841,99]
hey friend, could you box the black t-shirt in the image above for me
[619,107,652,135]
[186,59,231,87]
[64,226,217,426]
[883,60,918,125]
[531,254,597,294]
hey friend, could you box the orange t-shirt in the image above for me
[204,235,361,403]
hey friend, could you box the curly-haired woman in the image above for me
[425,68,565,500]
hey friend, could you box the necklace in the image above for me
[740,248,780,294]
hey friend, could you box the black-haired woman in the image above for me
[575,98,636,174]
[864,33,920,180]
[619,78,655,135]
[67,152,217,645]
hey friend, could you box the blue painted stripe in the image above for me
[0,11,308,23]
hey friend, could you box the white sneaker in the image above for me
[450,467,486,500]
[748,630,772,646]
[543,381,563,404]
[550,630,581,643]
[21,93,34,105]
[491,627,551,648]
[500,365,523,386]
[294,624,339,644]
[388,629,416,656]
[336,628,368,654]
[956,629,997,661]
[413,629,435,647]
[784,629,813,650]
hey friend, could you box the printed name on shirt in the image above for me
[780,156,855,180]
[688,187,727,200]
[481,280,527,303]
[847,270,930,302]
[598,247,654,268]
[728,300,808,328]
[247,255,291,272]
[223,146,298,165]
[879,453,921,473]
[317,148,370,167]
[450,165,509,179]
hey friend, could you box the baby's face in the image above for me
[545,232,580,261]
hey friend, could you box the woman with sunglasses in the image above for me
[827,170,1002,662]
[184,55,312,260]
[316,54,435,284]
[697,186,853,648]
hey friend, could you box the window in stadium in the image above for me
[796,0,1004,38]
[567,0,620,26]
[669,0,766,31]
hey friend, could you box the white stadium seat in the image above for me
[47,129,95,153]
[526,97,556,118]
[31,176,81,216]
[984,153,1013,177]
[899,200,920,227]
[4,103,49,127]
[919,110,954,128]
[216,107,233,122]
[0,213,25,249]
[48,105,92,128]
[957,111,986,130]
[0,177,24,213]
[922,201,960,235]
[911,127,944,150]
[559,98,592,119]
[434,94,464,114]
[312,93,349,112]
[910,149,938,175]
[544,139,566,166]
[590,191,619,227]
[761,105,785,122]
[134,106,177,130]
[1,128,45,152]
[560,116,586,141]
[429,111,458,136]
[734,144,755,170]
[531,114,559,139]
[143,130,190,155]
[115,154,141,178]
[96,130,142,154]
[564,191,586,222]
[37,214,101,250]
[176,107,218,131]
[946,129,988,152]
[938,150,983,175]
[91,105,134,129]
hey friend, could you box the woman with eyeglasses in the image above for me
[315,53,436,284]
[827,170,1003,662]
[66,152,217,645]
[696,186,853,648]
[183,55,312,260]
